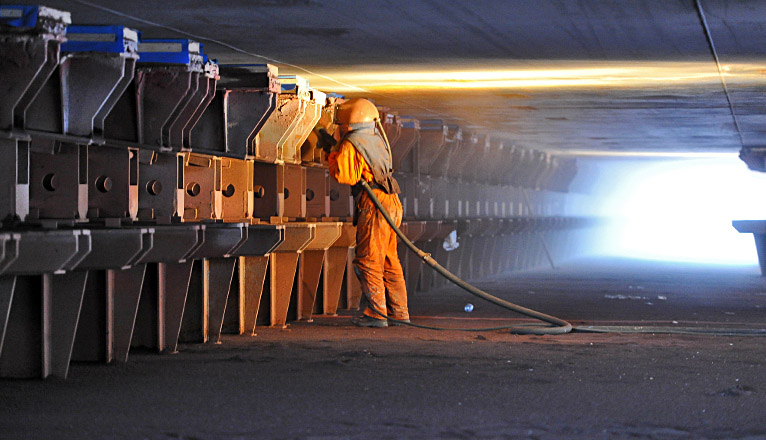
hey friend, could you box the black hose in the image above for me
[360,180,573,335]
[358,183,766,337]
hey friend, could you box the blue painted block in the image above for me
[62,25,138,54]
[0,5,70,29]
[0,5,39,27]
[138,38,202,65]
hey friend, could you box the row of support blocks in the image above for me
[0,6,595,379]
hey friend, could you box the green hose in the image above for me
[360,180,573,335]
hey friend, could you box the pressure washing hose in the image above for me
[360,180,573,335]
[357,121,766,336]
[359,181,766,337]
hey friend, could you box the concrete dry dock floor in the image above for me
[2,258,765,440]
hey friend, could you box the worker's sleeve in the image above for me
[329,140,364,186]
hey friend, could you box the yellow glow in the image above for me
[301,61,766,93]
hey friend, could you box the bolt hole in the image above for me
[222,183,235,198]
[147,179,162,196]
[254,185,265,199]
[186,182,201,197]
[42,173,57,192]
[284,188,290,199]
[306,189,315,202]
[95,176,112,193]
[329,189,340,201]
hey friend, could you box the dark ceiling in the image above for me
[41,0,766,154]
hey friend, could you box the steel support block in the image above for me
[328,178,353,220]
[0,272,87,378]
[29,142,87,223]
[191,64,279,158]
[281,89,325,165]
[220,157,253,222]
[132,261,194,352]
[391,118,419,173]
[267,223,315,327]
[344,247,362,309]
[0,30,63,131]
[305,167,329,219]
[87,146,138,223]
[0,276,15,357]
[137,151,184,223]
[182,153,222,221]
[297,250,324,321]
[137,68,194,147]
[0,138,30,222]
[732,221,766,276]
[320,223,356,315]
[269,252,300,327]
[296,222,341,321]
[398,221,426,295]
[72,265,146,364]
[418,120,446,176]
[205,258,237,343]
[239,255,269,334]
[257,75,309,163]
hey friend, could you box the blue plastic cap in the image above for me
[137,38,202,65]
[0,5,39,27]
[420,119,445,131]
[0,5,70,30]
[62,25,139,54]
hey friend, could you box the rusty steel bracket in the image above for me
[301,94,342,165]
[319,223,356,316]
[182,152,222,221]
[282,88,326,165]
[87,146,138,224]
[430,124,462,179]
[219,157,253,222]
[257,75,311,163]
[73,228,154,271]
[0,229,91,276]
[0,270,87,379]
[392,117,420,173]
[418,119,447,176]
[265,223,315,327]
[102,39,203,150]
[397,221,426,296]
[0,10,68,223]
[296,222,342,321]
[28,142,88,224]
[328,177,354,220]
[253,163,306,220]
[165,61,219,150]
[378,107,402,148]
[732,220,766,276]
[137,150,184,224]
[0,7,68,132]
[234,224,285,335]
[305,167,329,219]
[189,64,280,159]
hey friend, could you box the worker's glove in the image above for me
[316,128,337,154]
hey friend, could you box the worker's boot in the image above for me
[351,315,388,328]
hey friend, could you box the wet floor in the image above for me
[2,257,765,439]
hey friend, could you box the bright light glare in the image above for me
[598,157,766,265]
[305,61,766,93]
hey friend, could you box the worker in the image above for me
[323,98,409,328]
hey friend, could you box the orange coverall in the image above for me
[328,140,409,321]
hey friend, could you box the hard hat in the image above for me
[335,98,379,125]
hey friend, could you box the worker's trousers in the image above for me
[353,189,409,320]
